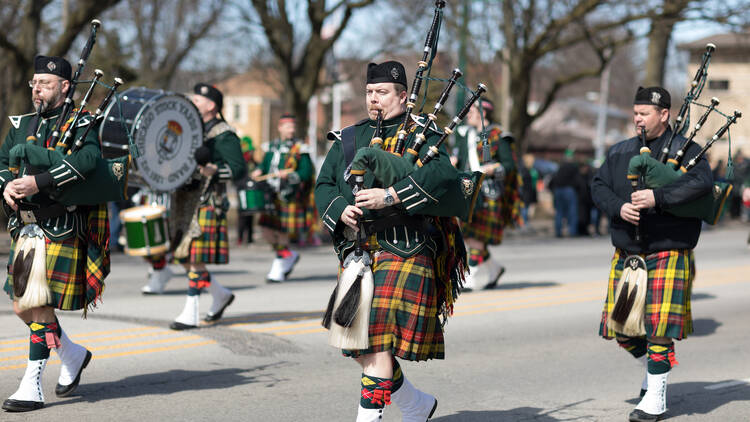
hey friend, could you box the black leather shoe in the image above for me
[55,350,92,397]
[2,398,44,412]
[204,294,235,322]
[639,388,647,398]
[169,321,197,330]
[629,408,662,422]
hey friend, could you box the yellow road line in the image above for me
[0,339,215,371]
[0,326,161,346]
[1,335,201,363]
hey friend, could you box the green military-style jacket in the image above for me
[203,118,247,184]
[259,137,314,201]
[315,112,458,261]
[0,106,101,239]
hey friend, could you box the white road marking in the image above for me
[704,378,750,390]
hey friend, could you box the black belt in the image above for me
[360,213,432,236]
[17,201,72,223]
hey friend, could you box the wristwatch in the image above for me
[383,188,395,206]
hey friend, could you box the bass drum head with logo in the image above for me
[99,87,203,192]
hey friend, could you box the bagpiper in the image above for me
[591,87,712,421]
[452,99,522,290]
[1,55,109,412]
[316,60,471,421]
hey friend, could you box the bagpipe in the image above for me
[8,19,131,206]
[346,1,486,222]
[626,43,742,225]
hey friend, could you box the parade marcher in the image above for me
[170,83,246,330]
[549,149,582,238]
[591,86,713,422]
[236,135,257,245]
[252,113,312,282]
[316,60,469,421]
[1,56,110,412]
[452,99,522,290]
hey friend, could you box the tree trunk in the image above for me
[642,0,689,86]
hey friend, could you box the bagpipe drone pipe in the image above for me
[7,19,131,207]
[626,43,742,225]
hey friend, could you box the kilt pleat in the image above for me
[259,198,308,238]
[184,205,229,264]
[342,251,445,361]
[599,248,694,340]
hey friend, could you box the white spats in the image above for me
[483,259,505,289]
[463,265,479,290]
[8,359,47,403]
[266,258,285,282]
[635,371,669,416]
[280,250,300,277]
[356,405,383,421]
[207,279,233,316]
[391,378,438,422]
[141,266,173,294]
[174,295,200,327]
[56,330,87,387]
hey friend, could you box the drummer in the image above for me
[170,83,247,330]
[251,113,313,282]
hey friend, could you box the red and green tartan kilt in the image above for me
[342,251,445,361]
[463,196,504,244]
[5,236,101,311]
[258,198,308,238]
[179,205,229,265]
[599,248,695,340]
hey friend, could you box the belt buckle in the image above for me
[19,210,37,224]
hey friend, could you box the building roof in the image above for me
[678,31,750,52]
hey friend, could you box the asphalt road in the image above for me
[1,222,749,421]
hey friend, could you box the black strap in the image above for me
[341,125,357,167]
[25,114,41,141]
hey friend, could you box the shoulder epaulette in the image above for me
[206,121,236,140]
[8,112,35,130]
[410,113,443,135]
[76,114,94,128]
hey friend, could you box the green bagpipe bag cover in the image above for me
[8,142,130,207]
[350,147,484,222]
[627,153,731,225]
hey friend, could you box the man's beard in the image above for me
[33,90,63,114]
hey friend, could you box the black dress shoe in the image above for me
[55,350,92,397]
[204,294,235,322]
[629,408,662,422]
[169,321,197,330]
[640,388,647,398]
[2,398,44,412]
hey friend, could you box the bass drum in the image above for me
[99,87,203,192]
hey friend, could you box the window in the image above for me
[708,79,729,90]
[233,103,241,121]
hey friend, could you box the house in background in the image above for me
[215,70,282,146]
[679,31,750,162]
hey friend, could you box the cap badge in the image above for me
[47,61,56,71]
[200,86,209,95]
[651,92,661,105]
[390,67,399,80]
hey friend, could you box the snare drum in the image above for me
[119,205,170,257]
[100,87,203,192]
[238,180,273,214]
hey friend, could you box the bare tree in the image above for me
[242,0,376,136]
[0,0,122,139]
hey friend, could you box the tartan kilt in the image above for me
[181,205,229,265]
[259,198,308,238]
[342,250,445,361]
[463,195,504,244]
[4,205,109,312]
[599,248,695,340]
